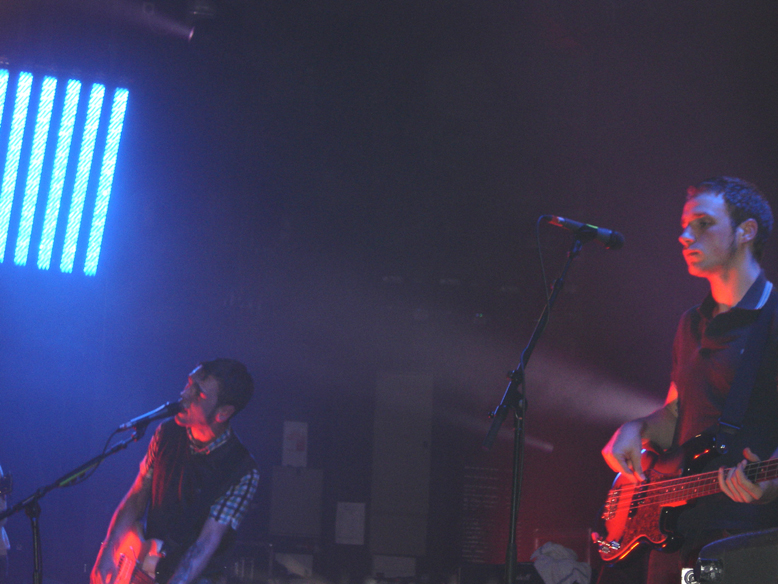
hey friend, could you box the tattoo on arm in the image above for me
[167,540,207,584]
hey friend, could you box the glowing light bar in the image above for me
[0,72,34,262]
[60,83,105,274]
[0,70,8,129]
[14,76,58,266]
[38,79,82,270]
[84,88,128,276]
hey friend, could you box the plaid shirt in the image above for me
[141,425,259,531]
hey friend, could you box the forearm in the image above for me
[636,400,678,450]
[103,495,144,545]
[91,474,151,584]
[602,390,678,479]
[166,518,228,584]
[167,539,215,584]
[97,478,150,560]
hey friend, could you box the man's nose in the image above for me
[679,228,694,247]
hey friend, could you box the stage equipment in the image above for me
[693,528,778,583]
[116,400,183,431]
[0,68,128,275]
[483,214,622,584]
[0,420,153,584]
[543,215,625,249]
[187,0,218,21]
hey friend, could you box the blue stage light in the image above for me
[15,76,58,266]
[0,72,34,262]
[38,79,82,270]
[84,88,129,276]
[0,70,128,275]
[0,70,8,127]
[60,83,105,274]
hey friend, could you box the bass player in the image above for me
[599,177,778,583]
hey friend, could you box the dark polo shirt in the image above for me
[671,272,778,533]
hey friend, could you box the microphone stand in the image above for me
[483,235,587,584]
[0,423,152,584]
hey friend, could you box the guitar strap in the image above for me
[715,282,778,453]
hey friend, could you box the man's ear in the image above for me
[215,404,236,423]
[738,218,758,244]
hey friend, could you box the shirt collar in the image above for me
[699,271,772,318]
[187,425,232,455]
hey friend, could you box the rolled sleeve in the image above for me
[209,468,260,531]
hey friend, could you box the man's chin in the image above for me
[685,260,706,277]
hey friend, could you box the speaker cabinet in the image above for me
[696,527,778,583]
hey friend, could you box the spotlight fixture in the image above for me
[187,0,218,22]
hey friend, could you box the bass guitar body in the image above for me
[594,435,722,563]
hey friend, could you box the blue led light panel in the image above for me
[38,79,81,270]
[84,87,129,276]
[0,72,34,261]
[0,69,129,275]
[15,76,58,266]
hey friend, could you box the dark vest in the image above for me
[145,421,256,581]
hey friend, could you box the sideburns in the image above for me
[728,230,739,259]
[206,405,220,425]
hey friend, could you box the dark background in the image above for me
[1,1,778,583]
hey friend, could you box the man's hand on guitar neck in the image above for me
[719,447,778,504]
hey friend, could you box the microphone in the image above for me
[117,401,183,431]
[543,215,625,250]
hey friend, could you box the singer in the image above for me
[91,359,259,584]
[597,178,778,584]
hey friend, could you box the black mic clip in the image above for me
[542,215,625,250]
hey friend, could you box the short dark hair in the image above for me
[199,358,254,416]
[687,176,774,262]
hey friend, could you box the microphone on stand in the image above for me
[117,401,183,431]
[543,215,625,250]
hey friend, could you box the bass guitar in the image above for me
[593,434,778,563]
